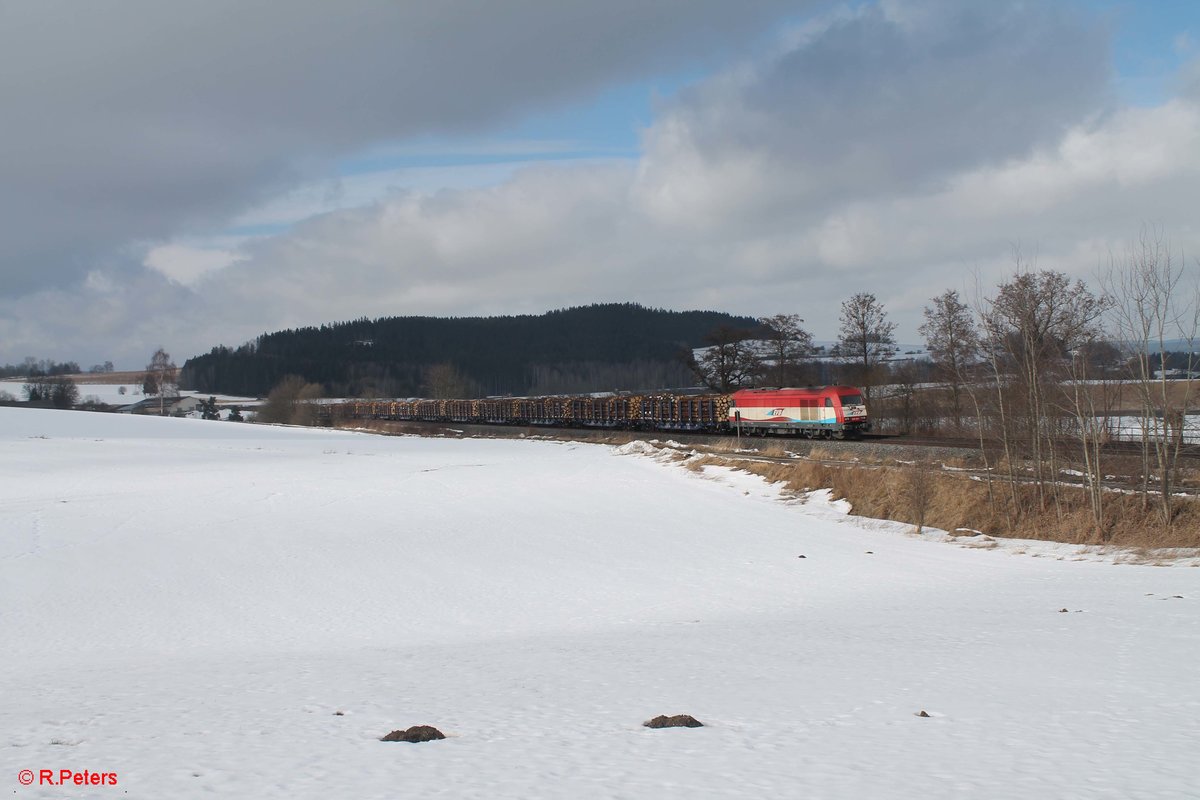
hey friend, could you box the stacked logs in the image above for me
[325,392,732,431]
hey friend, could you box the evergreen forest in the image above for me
[179,303,758,398]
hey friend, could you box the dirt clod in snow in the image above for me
[916,711,931,718]
[1059,608,1069,613]
[798,555,806,559]
[381,725,445,742]
[644,714,704,729]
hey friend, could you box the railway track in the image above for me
[343,417,1195,460]
[867,432,1200,462]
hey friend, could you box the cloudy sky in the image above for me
[1,0,1198,368]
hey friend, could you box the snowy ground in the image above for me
[1108,414,1200,444]
[0,380,150,405]
[0,380,257,408]
[1,409,1197,799]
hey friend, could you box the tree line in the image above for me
[0,358,83,379]
[681,233,1196,537]
[685,293,902,400]
[912,235,1196,537]
[19,375,80,408]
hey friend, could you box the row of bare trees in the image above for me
[917,232,1197,536]
[1106,234,1198,532]
[689,294,898,396]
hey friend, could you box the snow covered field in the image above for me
[1108,414,1200,444]
[1,409,1197,799]
[0,379,257,408]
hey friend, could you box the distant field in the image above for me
[882,379,1196,414]
[65,370,147,385]
[1,370,146,386]
[0,374,258,406]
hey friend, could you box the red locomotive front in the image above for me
[728,385,869,438]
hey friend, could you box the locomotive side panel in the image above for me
[729,386,869,438]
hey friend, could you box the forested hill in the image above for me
[180,303,758,398]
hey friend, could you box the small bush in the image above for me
[258,376,324,425]
[644,714,704,729]
[380,725,445,743]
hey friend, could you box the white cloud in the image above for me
[229,156,628,233]
[144,244,246,286]
[175,90,1199,355]
[5,0,1200,369]
[0,0,798,297]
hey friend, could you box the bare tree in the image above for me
[142,348,178,416]
[919,289,979,431]
[688,324,761,392]
[1105,229,1199,529]
[757,314,814,387]
[976,288,1019,520]
[982,266,1106,515]
[883,360,923,434]
[836,293,897,402]
[1058,337,1118,540]
[903,461,936,534]
[422,363,473,399]
[259,375,324,425]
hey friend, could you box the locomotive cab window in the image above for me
[824,397,833,407]
[839,395,864,406]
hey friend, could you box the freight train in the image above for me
[326,385,870,439]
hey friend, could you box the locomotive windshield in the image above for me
[839,394,864,406]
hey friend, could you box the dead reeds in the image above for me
[691,451,1200,549]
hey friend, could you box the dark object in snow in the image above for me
[865,551,874,554]
[644,714,704,729]
[1059,608,1069,613]
[381,725,445,742]
[798,555,806,559]
[334,711,345,716]
[916,710,931,718]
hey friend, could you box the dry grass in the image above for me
[807,446,835,462]
[693,452,1200,550]
[701,438,754,454]
[684,455,716,473]
[63,370,148,385]
[758,442,791,458]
